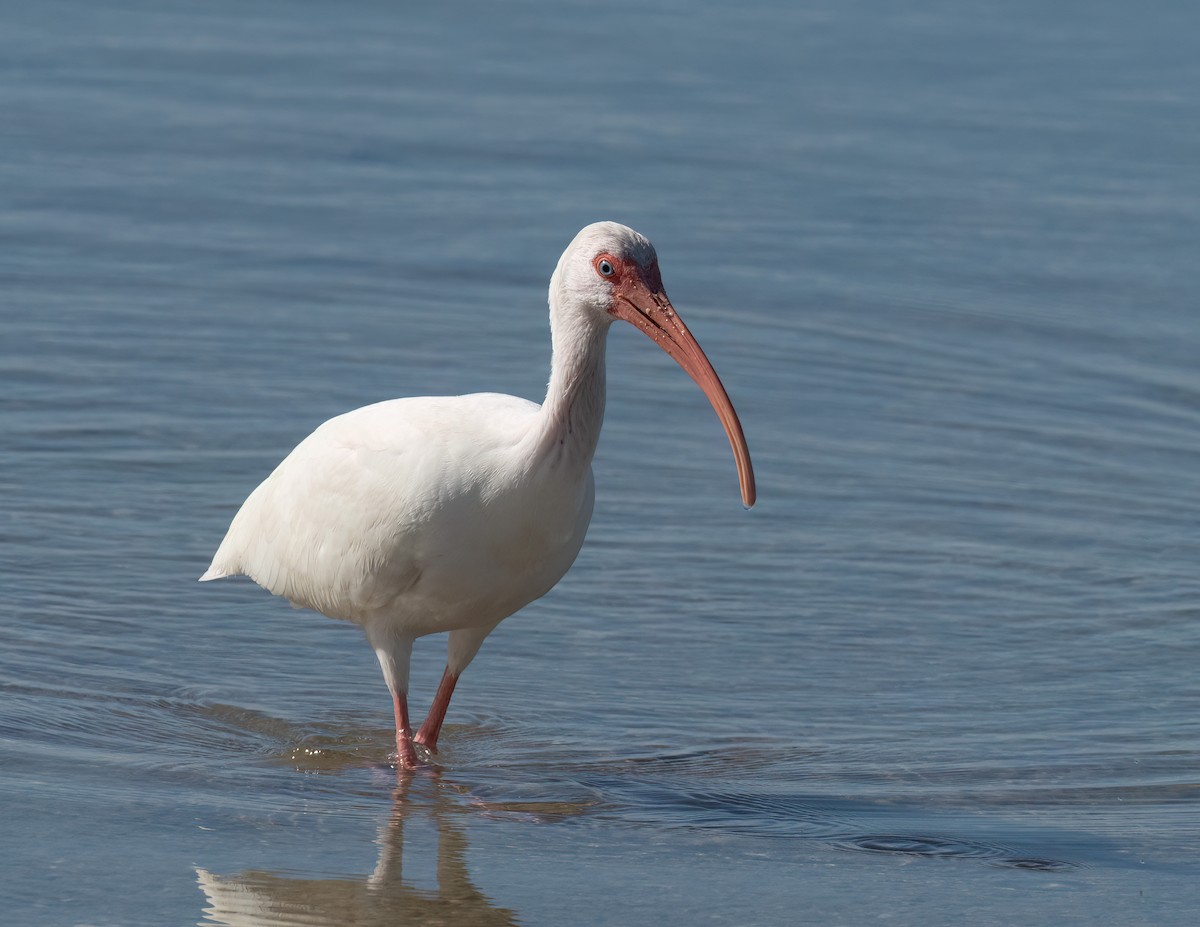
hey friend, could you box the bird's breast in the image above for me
[405,462,596,628]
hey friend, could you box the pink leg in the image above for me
[414,668,459,754]
[391,690,419,769]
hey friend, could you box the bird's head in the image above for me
[550,221,660,319]
[551,221,756,508]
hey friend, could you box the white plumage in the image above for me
[202,222,754,767]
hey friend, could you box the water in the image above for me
[2,0,1198,923]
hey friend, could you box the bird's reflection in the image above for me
[197,771,519,927]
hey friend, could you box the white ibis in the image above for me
[201,222,755,768]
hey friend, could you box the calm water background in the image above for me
[3,1,1198,924]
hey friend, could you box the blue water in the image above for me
[2,1,1198,924]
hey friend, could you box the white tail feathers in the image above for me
[198,565,229,582]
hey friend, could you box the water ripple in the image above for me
[834,833,1079,871]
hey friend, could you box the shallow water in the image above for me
[3,1,1199,924]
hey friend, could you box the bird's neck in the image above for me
[535,311,609,468]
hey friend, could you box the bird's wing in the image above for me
[203,394,540,621]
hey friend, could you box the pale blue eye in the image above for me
[597,259,614,277]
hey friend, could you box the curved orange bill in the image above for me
[610,276,756,508]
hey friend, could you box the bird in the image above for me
[200,221,756,769]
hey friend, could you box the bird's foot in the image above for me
[393,735,420,770]
[388,748,439,774]
[412,730,439,755]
